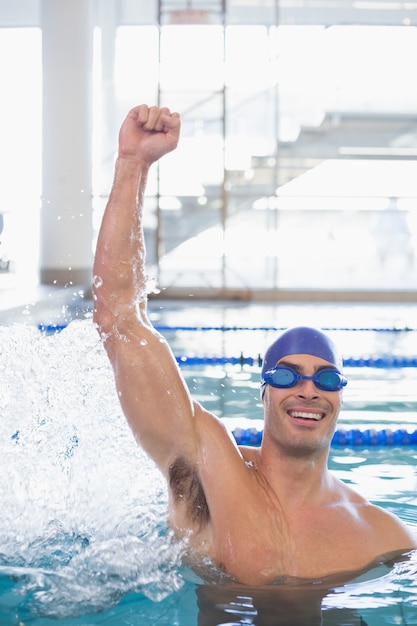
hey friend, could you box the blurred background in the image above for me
[1,0,416,303]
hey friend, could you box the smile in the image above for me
[289,410,324,421]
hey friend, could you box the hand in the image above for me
[118,104,181,165]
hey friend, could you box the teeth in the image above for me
[290,411,322,421]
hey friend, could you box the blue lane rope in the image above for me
[175,355,417,368]
[232,427,417,447]
[154,325,417,333]
[38,323,417,334]
[11,426,416,448]
[39,324,68,333]
[37,324,417,368]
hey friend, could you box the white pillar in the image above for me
[40,0,93,288]
[96,0,118,193]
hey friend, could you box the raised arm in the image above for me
[92,105,201,475]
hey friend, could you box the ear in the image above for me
[261,384,272,407]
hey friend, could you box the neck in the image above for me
[257,437,333,506]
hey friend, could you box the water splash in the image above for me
[323,550,417,611]
[0,320,185,619]
[1,319,417,623]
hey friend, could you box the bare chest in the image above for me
[184,500,378,584]
[282,506,378,576]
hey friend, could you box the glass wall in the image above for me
[106,1,417,296]
[1,0,417,298]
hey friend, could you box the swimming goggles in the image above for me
[263,366,348,392]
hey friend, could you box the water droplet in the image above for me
[93,275,103,288]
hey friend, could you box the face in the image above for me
[262,353,343,455]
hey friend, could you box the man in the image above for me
[92,104,416,586]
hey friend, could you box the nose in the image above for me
[296,378,319,399]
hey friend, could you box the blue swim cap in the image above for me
[261,326,343,381]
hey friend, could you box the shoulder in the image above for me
[334,478,416,548]
[360,501,416,550]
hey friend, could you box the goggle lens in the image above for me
[263,366,347,392]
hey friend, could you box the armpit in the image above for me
[169,456,210,527]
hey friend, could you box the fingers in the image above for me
[135,104,180,132]
[154,107,171,132]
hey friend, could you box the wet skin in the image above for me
[93,105,417,588]
[167,355,415,584]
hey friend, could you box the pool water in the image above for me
[0,303,416,625]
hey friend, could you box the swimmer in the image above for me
[93,104,416,586]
